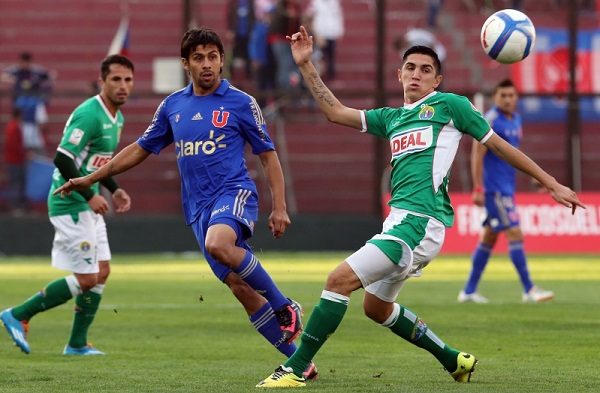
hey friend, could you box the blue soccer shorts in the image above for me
[191,188,258,282]
[483,192,520,232]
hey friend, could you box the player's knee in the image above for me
[75,274,99,292]
[205,239,233,264]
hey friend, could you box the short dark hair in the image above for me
[180,27,224,60]
[494,78,517,94]
[402,45,442,76]
[100,54,135,80]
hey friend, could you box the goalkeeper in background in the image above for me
[1,54,134,355]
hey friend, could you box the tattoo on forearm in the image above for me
[309,72,334,107]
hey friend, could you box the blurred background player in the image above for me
[0,54,134,355]
[1,51,55,156]
[458,79,554,304]
[53,27,317,380]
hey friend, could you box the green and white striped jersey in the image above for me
[364,91,493,227]
[48,95,124,217]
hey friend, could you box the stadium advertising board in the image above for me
[442,192,600,254]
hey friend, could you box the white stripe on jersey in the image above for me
[233,189,251,218]
[229,85,266,125]
[432,120,463,193]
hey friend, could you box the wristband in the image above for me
[473,186,484,193]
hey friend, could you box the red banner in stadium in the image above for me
[441,192,600,254]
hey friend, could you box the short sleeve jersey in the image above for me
[482,106,521,196]
[137,80,275,225]
[365,91,492,227]
[48,95,124,216]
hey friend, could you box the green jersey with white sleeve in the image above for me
[364,91,493,227]
[48,95,124,217]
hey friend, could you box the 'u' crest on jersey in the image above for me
[212,111,230,128]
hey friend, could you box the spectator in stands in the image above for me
[304,0,344,81]
[269,0,302,91]
[1,52,55,156]
[249,5,277,107]
[426,0,444,28]
[256,26,583,387]
[226,0,256,81]
[3,108,27,216]
[458,79,554,304]
[393,27,446,63]
[0,54,134,356]
[51,27,319,381]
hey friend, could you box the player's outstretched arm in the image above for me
[483,133,585,214]
[287,26,362,130]
[54,142,151,197]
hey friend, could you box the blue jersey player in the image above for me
[458,79,554,304]
[54,27,317,379]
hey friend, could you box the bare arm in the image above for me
[470,140,487,207]
[288,26,362,130]
[258,149,291,239]
[483,133,584,213]
[54,142,151,197]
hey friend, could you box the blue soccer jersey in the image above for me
[483,106,521,196]
[137,80,275,225]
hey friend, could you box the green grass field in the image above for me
[1,252,599,392]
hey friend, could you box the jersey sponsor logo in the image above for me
[86,153,113,171]
[418,105,435,120]
[210,204,230,217]
[175,130,227,159]
[390,125,433,158]
[192,112,203,121]
[103,123,113,129]
[212,110,229,128]
[68,128,85,145]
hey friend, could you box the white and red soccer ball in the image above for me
[481,9,536,64]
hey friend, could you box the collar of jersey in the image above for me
[184,79,230,96]
[403,90,438,110]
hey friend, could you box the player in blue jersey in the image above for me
[458,79,554,304]
[53,26,317,380]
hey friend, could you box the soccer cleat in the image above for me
[449,352,477,382]
[522,286,554,303]
[303,361,318,381]
[256,365,306,388]
[0,308,30,354]
[274,299,303,344]
[63,343,106,356]
[457,290,489,304]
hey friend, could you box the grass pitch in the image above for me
[1,252,599,392]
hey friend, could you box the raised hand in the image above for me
[287,26,313,66]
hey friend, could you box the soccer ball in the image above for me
[480,9,536,64]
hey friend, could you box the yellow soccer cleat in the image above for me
[256,366,306,388]
[450,352,477,382]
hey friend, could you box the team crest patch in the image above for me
[68,128,85,145]
[80,241,91,252]
[175,114,180,123]
[419,105,435,120]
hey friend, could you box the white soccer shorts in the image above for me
[50,210,111,274]
[347,208,445,303]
